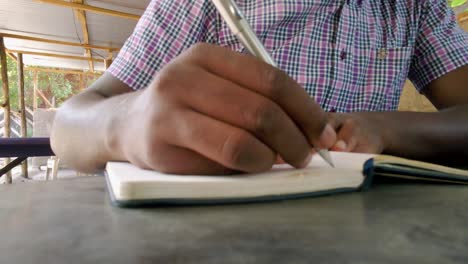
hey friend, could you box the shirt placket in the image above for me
[326,1,361,112]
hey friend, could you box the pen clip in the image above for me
[211,0,277,66]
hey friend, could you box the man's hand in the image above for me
[327,112,386,154]
[115,43,335,175]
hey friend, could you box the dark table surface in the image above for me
[0,176,467,264]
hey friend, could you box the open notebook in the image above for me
[105,152,468,207]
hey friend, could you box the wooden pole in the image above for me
[72,0,94,72]
[104,51,113,70]
[33,70,38,110]
[79,73,84,90]
[0,37,12,184]
[104,59,110,70]
[17,53,28,178]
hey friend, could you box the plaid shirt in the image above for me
[109,0,468,112]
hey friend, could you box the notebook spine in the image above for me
[360,158,375,191]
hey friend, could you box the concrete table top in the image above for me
[0,176,467,264]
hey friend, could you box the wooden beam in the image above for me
[17,53,28,178]
[5,49,102,62]
[0,38,10,132]
[17,53,27,138]
[33,70,38,110]
[0,33,120,52]
[104,59,111,70]
[32,70,54,109]
[6,52,17,62]
[104,51,113,70]
[79,73,85,90]
[459,12,468,23]
[34,0,140,20]
[72,0,94,72]
[26,67,102,76]
[35,86,54,109]
[0,37,12,183]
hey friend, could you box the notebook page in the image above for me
[107,152,375,200]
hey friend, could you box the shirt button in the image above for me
[377,48,388,59]
[340,50,347,60]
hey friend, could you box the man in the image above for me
[51,0,468,174]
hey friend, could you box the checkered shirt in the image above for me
[108,0,468,112]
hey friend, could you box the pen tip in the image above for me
[317,150,335,168]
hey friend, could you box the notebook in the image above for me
[105,152,468,207]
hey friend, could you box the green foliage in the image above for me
[450,0,467,7]
[38,71,75,106]
[0,55,101,111]
[0,56,32,111]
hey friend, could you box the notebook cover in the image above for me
[373,163,468,184]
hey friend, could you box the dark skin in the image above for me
[50,43,468,173]
[328,64,468,166]
[51,44,336,174]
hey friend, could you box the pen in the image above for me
[211,0,335,168]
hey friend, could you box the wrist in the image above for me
[103,92,140,163]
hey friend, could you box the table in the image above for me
[0,177,467,264]
[0,137,54,177]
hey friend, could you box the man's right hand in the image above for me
[115,43,335,174]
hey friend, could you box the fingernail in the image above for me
[335,140,347,150]
[318,124,336,149]
[300,152,313,168]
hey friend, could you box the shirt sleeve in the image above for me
[107,0,219,90]
[408,0,468,92]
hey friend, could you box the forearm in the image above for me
[50,88,137,173]
[355,105,468,164]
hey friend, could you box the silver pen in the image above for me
[211,0,335,168]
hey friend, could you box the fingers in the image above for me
[145,144,236,175]
[166,109,276,173]
[175,66,312,168]
[185,43,335,149]
[140,43,338,174]
[330,119,358,152]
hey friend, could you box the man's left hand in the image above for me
[327,112,386,154]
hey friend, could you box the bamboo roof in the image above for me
[0,0,150,72]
